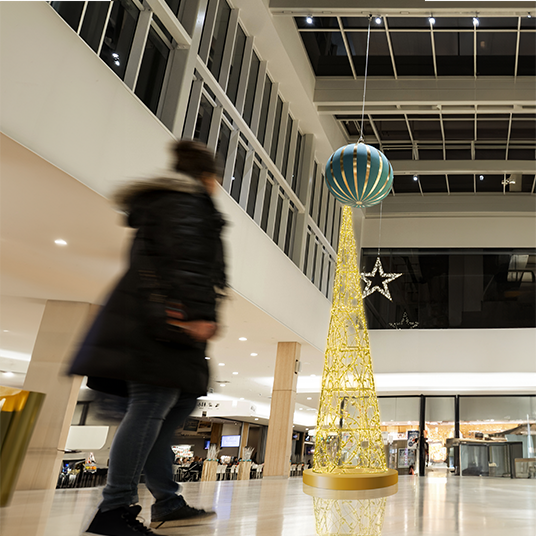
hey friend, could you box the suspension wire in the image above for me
[358,16,373,143]
[377,201,383,258]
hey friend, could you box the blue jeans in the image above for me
[100,382,197,518]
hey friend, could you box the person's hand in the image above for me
[167,318,218,341]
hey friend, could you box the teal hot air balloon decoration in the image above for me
[325,142,394,208]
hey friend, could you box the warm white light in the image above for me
[239,337,247,341]
[310,374,316,377]
[205,356,210,360]
[375,17,382,25]
[306,16,313,24]
[2,330,9,333]
[429,17,435,25]
[239,397,244,400]
[528,13,532,18]
[473,17,479,26]
[55,239,67,246]
[250,353,258,356]
[218,363,225,366]
[232,372,238,375]
[3,372,15,378]
[220,383,226,387]
[254,417,259,420]
[307,397,312,400]
[299,408,303,410]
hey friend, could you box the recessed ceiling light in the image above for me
[55,239,67,246]
[306,15,313,24]
[413,175,418,182]
[299,408,303,410]
[307,397,312,400]
[528,13,532,18]
[250,353,258,356]
[239,397,244,400]
[429,17,435,25]
[310,374,316,377]
[218,363,225,366]
[205,356,211,360]
[3,371,15,377]
[473,17,479,26]
[232,372,238,375]
[375,16,382,25]
[239,337,247,341]
[254,418,259,420]
[479,175,484,180]
[2,330,9,333]
[220,383,226,387]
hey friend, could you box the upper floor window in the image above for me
[207,0,231,79]
[227,25,246,105]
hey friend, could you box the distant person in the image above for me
[70,140,227,536]
[409,465,415,475]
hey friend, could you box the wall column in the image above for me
[3,300,98,536]
[263,342,301,477]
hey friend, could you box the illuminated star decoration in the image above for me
[389,312,419,329]
[361,256,402,301]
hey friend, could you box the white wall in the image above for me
[0,1,331,352]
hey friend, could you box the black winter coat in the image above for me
[69,173,226,397]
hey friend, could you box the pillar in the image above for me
[2,300,98,536]
[263,342,301,477]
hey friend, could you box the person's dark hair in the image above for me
[171,140,223,183]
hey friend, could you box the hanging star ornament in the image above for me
[389,312,419,329]
[361,256,402,301]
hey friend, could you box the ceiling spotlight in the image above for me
[232,372,238,375]
[55,239,67,246]
[306,15,313,24]
[375,16,382,25]
[479,175,484,180]
[307,397,312,400]
[250,353,258,356]
[473,17,479,26]
[528,13,532,18]
[299,408,303,410]
[218,363,225,366]
[239,337,247,341]
[205,356,210,360]
[413,175,418,182]
[219,383,226,387]
[112,53,119,59]
[3,371,15,378]
[254,417,259,420]
[429,16,435,25]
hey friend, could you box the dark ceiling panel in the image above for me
[419,148,444,160]
[434,32,474,76]
[390,32,434,76]
[521,175,535,193]
[478,18,519,29]
[373,119,411,141]
[446,147,472,160]
[394,175,421,193]
[419,175,448,193]
[518,33,536,76]
[477,119,509,140]
[295,17,338,29]
[476,174,504,193]
[346,32,394,76]
[477,32,517,76]
[300,32,353,76]
[475,148,506,160]
[443,119,474,140]
[408,119,442,141]
[387,17,430,29]
[510,118,536,141]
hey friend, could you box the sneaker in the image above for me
[85,505,155,535]
[150,503,216,529]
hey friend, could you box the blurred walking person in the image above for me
[70,140,226,536]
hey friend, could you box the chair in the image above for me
[256,464,264,479]
[216,465,226,480]
[290,464,297,477]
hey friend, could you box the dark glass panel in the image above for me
[309,162,317,216]
[383,149,413,161]
[273,193,284,244]
[510,118,536,140]
[374,119,411,141]
[246,163,261,218]
[342,17,373,29]
[292,132,303,194]
[434,32,473,76]
[217,121,231,163]
[226,26,246,105]
[51,1,85,31]
[419,148,444,160]
[521,17,536,29]
[270,96,284,159]
[153,14,173,42]
[420,175,448,193]
[300,32,353,76]
[478,18,518,29]
[390,32,434,76]
[476,32,516,75]
[408,119,442,141]
[284,204,295,256]
[475,148,506,160]
[518,33,536,76]
[243,52,260,126]
[342,120,360,137]
[448,174,474,193]
[477,119,509,140]
[207,0,230,78]
[135,26,170,114]
[521,175,535,192]
[432,18,475,29]
[303,232,311,275]
[346,32,393,76]
[476,174,504,192]
[99,0,139,80]
[362,248,536,329]
[443,120,474,141]
[295,17,339,29]
[260,179,272,232]
[194,94,213,144]
[230,143,246,203]
[257,75,272,144]
[388,17,431,28]
[80,2,110,52]
[281,116,293,179]
[393,175,420,194]
[508,148,536,160]
[446,147,472,160]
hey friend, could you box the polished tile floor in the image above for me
[4,471,536,536]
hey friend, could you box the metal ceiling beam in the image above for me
[315,77,536,112]
[270,0,536,15]
[390,160,536,175]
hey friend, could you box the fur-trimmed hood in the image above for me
[113,172,206,213]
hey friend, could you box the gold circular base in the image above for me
[302,468,398,491]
